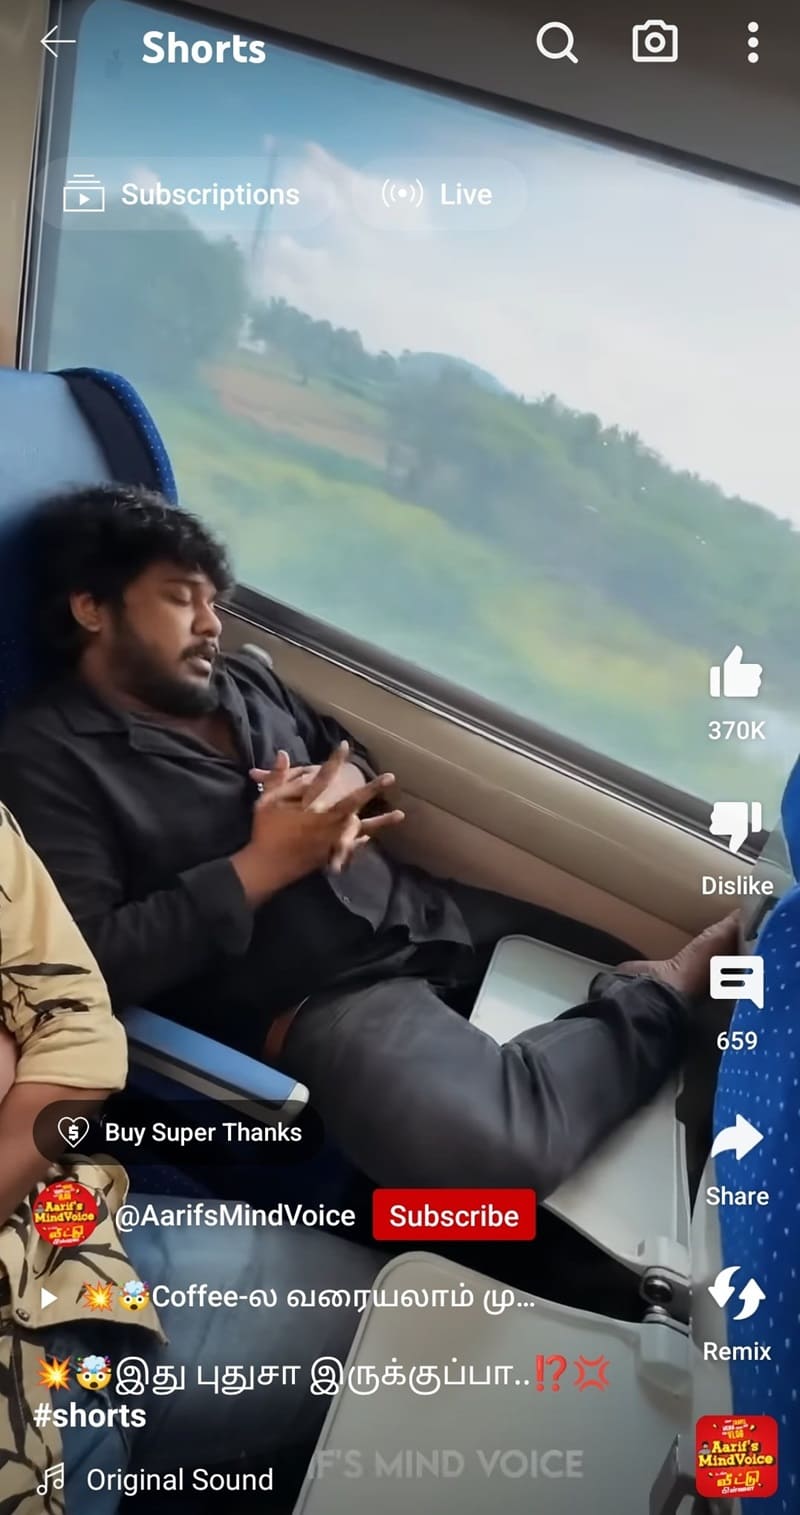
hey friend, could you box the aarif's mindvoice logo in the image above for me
[696,1415,778,1498]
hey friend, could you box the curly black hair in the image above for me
[29,484,234,665]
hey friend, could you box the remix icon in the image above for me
[708,1267,765,1321]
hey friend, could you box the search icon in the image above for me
[536,21,578,63]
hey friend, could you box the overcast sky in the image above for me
[240,134,800,524]
[72,0,800,525]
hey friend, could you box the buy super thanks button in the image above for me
[372,1188,536,1242]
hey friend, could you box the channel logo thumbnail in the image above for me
[696,1414,778,1498]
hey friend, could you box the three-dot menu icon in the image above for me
[747,22,760,63]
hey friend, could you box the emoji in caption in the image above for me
[119,1279,151,1313]
[83,1281,114,1312]
[75,1355,113,1391]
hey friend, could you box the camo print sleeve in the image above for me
[0,805,149,1512]
[0,803,127,1087]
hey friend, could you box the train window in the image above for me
[29,0,800,818]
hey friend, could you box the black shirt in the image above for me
[0,650,470,1048]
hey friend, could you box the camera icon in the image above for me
[632,19,678,62]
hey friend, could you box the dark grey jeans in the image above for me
[281,882,689,1198]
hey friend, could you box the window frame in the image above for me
[226,593,771,858]
[22,0,799,849]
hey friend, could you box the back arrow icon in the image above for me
[42,26,77,58]
[710,1114,763,1161]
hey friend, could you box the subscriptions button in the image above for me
[373,1188,536,1242]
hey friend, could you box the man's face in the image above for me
[77,560,224,716]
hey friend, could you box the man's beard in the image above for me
[109,617,220,717]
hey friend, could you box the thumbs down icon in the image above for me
[709,800,763,853]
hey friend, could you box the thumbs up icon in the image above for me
[709,647,763,698]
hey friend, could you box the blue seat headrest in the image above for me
[713,795,800,1499]
[0,366,176,714]
[780,755,800,880]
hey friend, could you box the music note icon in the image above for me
[36,1461,65,1496]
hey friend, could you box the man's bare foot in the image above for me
[616,913,740,1000]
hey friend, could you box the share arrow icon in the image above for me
[710,1114,763,1161]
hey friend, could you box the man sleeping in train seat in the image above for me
[0,486,735,1198]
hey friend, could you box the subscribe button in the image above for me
[372,1188,536,1242]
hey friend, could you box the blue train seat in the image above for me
[711,757,800,1512]
[0,365,306,1133]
